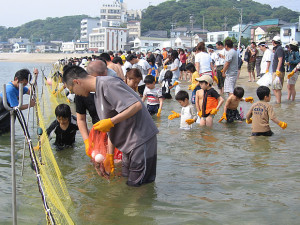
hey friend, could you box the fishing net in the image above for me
[87,128,122,176]
[33,66,74,224]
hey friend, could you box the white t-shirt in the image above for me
[133,59,151,86]
[260,49,274,74]
[122,61,132,76]
[215,48,226,66]
[170,58,180,80]
[195,52,212,73]
[143,86,162,105]
[180,104,197,129]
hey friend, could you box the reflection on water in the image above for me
[1,62,300,224]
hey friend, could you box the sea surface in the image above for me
[0,61,299,225]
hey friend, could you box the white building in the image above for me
[206,31,240,44]
[127,21,141,40]
[133,37,170,53]
[75,42,89,52]
[89,27,127,53]
[280,20,300,46]
[61,42,75,53]
[13,42,34,53]
[80,18,100,42]
[100,0,127,24]
[126,9,142,21]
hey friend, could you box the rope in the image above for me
[15,107,55,225]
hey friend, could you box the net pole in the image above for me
[2,83,24,225]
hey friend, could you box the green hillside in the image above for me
[0,15,95,42]
[0,0,299,42]
[141,0,299,33]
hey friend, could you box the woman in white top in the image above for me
[164,50,180,84]
[195,42,214,76]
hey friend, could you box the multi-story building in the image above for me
[250,19,287,43]
[80,18,100,42]
[100,0,127,24]
[89,27,127,53]
[127,21,141,40]
[206,31,239,44]
[280,17,300,46]
[133,37,170,53]
[231,23,252,39]
[126,9,142,21]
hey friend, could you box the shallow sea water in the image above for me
[0,61,299,225]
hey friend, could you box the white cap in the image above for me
[272,36,281,42]
[289,40,298,46]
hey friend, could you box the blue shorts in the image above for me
[147,104,159,115]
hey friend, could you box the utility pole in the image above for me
[190,14,195,48]
[170,21,176,48]
[202,15,205,34]
[233,6,243,48]
[224,16,228,31]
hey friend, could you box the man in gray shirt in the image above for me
[63,66,158,187]
[222,39,238,95]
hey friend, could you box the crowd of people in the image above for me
[0,35,299,186]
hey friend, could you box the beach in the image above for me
[0,53,94,63]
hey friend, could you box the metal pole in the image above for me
[238,8,243,48]
[3,83,23,225]
[10,110,17,225]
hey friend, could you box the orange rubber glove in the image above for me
[157,108,162,117]
[278,121,287,129]
[84,139,90,157]
[168,111,180,120]
[173,81,179,86]
[185,119,195,125]
[246,118,252,124]
[276,70,281,77]
[218,112,227,123]
[103,154,115,174]
[93,118,114,132]
[210,108,218,115]
[198,111,202,117]
[213,76,218,84]
[287,70,295,79]
[244,97,254,103]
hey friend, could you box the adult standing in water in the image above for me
[286,40,300,101]
[163,50,181,84]
[271,36,285,104]
[0,68,37,135]
[63,66,158,187]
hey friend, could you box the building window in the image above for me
[283,29,291,36]
[210,35,214,42]
[145,43,149,46]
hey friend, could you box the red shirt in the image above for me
[180,53,187,64]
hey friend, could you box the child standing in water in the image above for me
[125,68,143,92]
[195,75,224,127]
[186,63,200,104]
[142,75,164,117]
[168,90,197,129]
[47,104,78,150]
[219,87,254,123]
[246,86,287,136]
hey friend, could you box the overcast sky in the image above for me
[1,0,299,28]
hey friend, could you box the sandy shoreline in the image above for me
[0,53,95,63]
